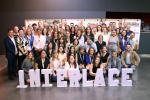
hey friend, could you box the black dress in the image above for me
[88,64,100,80]
[101,52,109,63]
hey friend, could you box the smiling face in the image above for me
[86,27,91,33]
[111,30,117,37]
[37,29,42,36]
[95,57,100,65]
[102,46,107,53]
[59,46,64,53]
[14,26,19,33]
[8,30,14,37]
[79,47,84,54]
[48,42,52,49]
[66,31,70,37]
[112,51,117,58]
[89,48,94,55]
[126,44,131,52]
[26,28,31,35]
[19,30,24,37]
[59,38,64,43]
[28,52,33,59]
[41,50,46,59]
[98,34,103,41]
[70,46,75,53]
[73,39,79,45]
[122,30,126,37]
[69,55,75,64]
[77,29,81,37]
[130,32,135,39]
[97,25,102,32]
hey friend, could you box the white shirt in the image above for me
[85,42,97,52]
[42,58,45,69]
[103,34,110,46]
[94,32,101,42]
[58,53,66,61]
[126,53,131,64]
[78,36,85,46]
[51,59,61,70]
[33,35,46,50]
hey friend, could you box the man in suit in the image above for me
[4,29,18,80]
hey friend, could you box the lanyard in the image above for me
[79,53,84,62]
[89,56,93,64]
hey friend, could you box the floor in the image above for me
[0,57,150,100]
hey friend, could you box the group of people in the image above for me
[4,21,140,84]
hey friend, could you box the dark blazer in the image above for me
[77,52,86,65]
[85,54,94,65]
[4,36,16,57]
[95,41,106,51]
[35,57,50,69]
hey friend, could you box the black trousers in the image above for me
[7,55,17,79]
[18,55,26,70]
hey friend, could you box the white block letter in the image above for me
[94,69,105,86]
[29,69,41,87]
[41,69,53,87]
[121,68,133,86]
[17,70,28,88]
[108,68,120,86]
[82,69,93,87]
[68,69,80,87]
[57,69,67,87]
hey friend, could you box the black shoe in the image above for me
[14,74,18,78]
[8,77,15,80]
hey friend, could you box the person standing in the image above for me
[17,29,28,70]
[33,28,46,59]
[4,29,18,80]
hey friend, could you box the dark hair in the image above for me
[68,54,77,68]
[27,51,34,62]
[40,49,47,55]
[93,56,101,67]
[85,26,92,34]
[47,41,55,50]
[32,23,37,27]
[58,45,65,53]
[8,28,13,32]
[68,46,76,61]
[97,25,102,32]
[88,47,95,55]
[121,30,128,40]
[65,25,71,32]
[73,38,79,45]
[98,34,103,41]
[42,28,48,36]
[58,37,66,49]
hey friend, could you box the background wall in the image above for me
[0,0,150,54]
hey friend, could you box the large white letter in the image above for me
[94,69,105,87]
[68,69,80,87]
[41,69,53,87]
[121,68,133,86]
[29,69,41,87]
[82,69,93,87]
[17,70,28,88]
[57,69,67,87]
[108,68,120,86]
